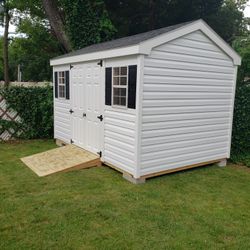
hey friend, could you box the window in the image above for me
[58,71,66,98]
[112,66,128,107]
[106,65,137,109]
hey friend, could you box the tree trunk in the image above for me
[41,0,72,53]
[3,5,10,87]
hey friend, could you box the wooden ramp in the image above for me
[21,145,100,177]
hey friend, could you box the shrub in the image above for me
[0,85,53,139]
[231,83,250,166]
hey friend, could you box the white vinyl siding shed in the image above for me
[50,19,241,182]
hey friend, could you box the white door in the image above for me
[71,62,103,154]
[71,64,86,148]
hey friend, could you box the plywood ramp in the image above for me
[21,145,100,177]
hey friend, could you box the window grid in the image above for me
[58,71,66,98]
[112,67,128,107]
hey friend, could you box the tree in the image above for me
[62,0,116,49]
[8,18,62,81]
[0,38,4,80]
[104,0,247,44]
[233,34,250,83]
[0,0,11,87]
[41,0,72,53]
[40,0,116,51]
[0,0,248,83]
[0,0,64,82]
[231,32,250,165]
[40,0,116,52]
[105,0,224,37]
[0,0,45,84]
[206,0,248,43]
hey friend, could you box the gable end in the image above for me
[139,20,241,66]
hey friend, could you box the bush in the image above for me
[0,85,53,139]
[231,84,250,166]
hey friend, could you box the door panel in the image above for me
[71,65,86,148]
[86,64,102,153]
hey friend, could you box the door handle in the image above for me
[83,113,86,117]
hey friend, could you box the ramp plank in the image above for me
[21,144,100,177]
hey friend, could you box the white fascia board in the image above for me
[50,45,141,66]
[199,20,241,65]
[139,19,242,66]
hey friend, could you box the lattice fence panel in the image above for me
[0,95,22,141]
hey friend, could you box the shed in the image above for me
[50,19,241,183]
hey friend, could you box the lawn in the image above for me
[0,140,250,250]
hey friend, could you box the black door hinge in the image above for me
[97,115,103,121]
[97,151,102,158]
[70,64,74,69]
[69,109,74,114]
[70,139,74,144]
[97,60,103,67]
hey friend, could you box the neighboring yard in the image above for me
[0,140,250,250]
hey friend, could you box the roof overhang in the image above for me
[51,19,241,66]
[50,45,141,66]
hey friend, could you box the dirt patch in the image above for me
[228,164,250,172]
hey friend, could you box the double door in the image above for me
[71,62,103,154]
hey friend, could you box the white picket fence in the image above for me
[0,81,52,87]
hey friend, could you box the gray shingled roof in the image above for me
[53,21,194,60]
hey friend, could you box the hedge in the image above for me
[231,84,250,166]
[0,85,53,139]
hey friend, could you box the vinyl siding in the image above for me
[140,30,235,176]
[53,67,71,143]
[54,99,71,143]
[103,56,138,176]
[104,107,136,175]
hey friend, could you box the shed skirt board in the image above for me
[21,144,100,177]
[104,158,226,184]
[141,158,226,179]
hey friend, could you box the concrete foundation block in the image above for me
[123,173,146,184]
[217,159,227,167]
[56,139,67,147]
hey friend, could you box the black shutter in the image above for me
[54,72,58,98]
[65,70,70,100]
[105,67,112,105]
[128,65,137,109]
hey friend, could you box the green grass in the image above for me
[0,140,250,250]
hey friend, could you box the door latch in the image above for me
[69,109,74,114]
[97,115,103,121]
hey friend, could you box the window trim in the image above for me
[58,71,66,99]
[111,66,128,108]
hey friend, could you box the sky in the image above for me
[0,1,250,36]
[244,1,250,17]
